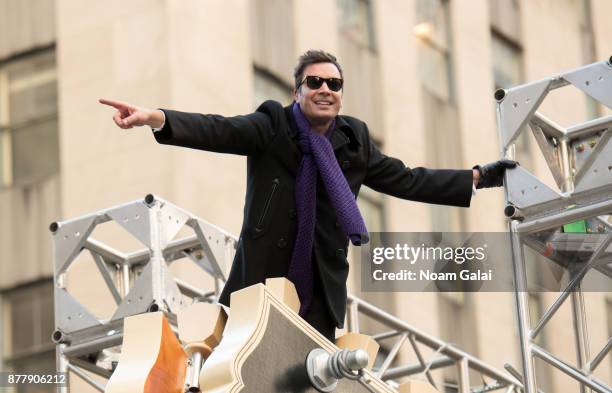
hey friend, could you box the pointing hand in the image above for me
[99,98,164,129]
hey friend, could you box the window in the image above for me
[0,50,59,188]
[337,0,376,51]
[0,0,56,60]
[489,0,531,165]
[491,35,522,90]
[423,91,465,232]
[415,0,452,101]
[416,0,465,231]
[337,0,383,140]
[2,280,56,392]
[252,67,292,109]
[490,0,523,90]
[250,0,295,85]
[490,0,521,42]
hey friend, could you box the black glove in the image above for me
[473,159,518,189]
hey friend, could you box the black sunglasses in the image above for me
[298,76,344,92]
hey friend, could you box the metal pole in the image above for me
[530,112,566,138]
[566,115,612,137]
[148,201,164,309]
[0,296,4,373]
[532,345,610,393]
[67,363,106,392]
[372,330,400,341]
[504,364,546,393]
[559,137,574,193]
[376,333,407,378]
[69,357,112,378]
[122,262,131,296]
[56,344,69,393]
[188,351,203,391]
[62,333,123,358]
[383,357,454,380]
[571,285,591,393]
[214,277,220,296]
[509,223,537,393]
[347,300,359,333]
[530,234,612,340]
[90,251,122,305]
[407,333,436,387]
[458,357,470,393]
[348,295,521,387]
[588,338,612,372]
[84,238,127,265]
[516,199,612,234]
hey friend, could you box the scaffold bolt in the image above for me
[576,144,585,152]
[504,205,524,220]
[145,193,155,205]
[52,330,66,343]
[49,222,59,233]
[494,89,506,101]
[589,140,597,148]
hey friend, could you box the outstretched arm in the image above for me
[99,99,279,156]
[362,129,517,206]
[363,133,474,207]
[363,125,476,207]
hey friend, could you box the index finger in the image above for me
[99,98,128,110]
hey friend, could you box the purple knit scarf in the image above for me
[287,102,369,317]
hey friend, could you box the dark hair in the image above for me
[293,50,343,90]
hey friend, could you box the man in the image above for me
[100,50,515,341]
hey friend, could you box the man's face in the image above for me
[294,62,343,127]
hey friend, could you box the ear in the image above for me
[293,87,299,101]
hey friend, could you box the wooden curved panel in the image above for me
[105,312,187,393]
[199,283,395,393]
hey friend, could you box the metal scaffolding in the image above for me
[496,58,612,393]
[50,194,520,392]
[50,194,236,392]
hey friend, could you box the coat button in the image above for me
[341,160,351,170]
[336,249,345,258]
[289,209,297,219]
[277,238,287,248]
[335,220,341,228]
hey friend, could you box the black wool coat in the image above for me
[153,100,473,327]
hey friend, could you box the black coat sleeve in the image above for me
[152,101,281,156]
[363,126,473,207]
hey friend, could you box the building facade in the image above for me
[0,0,610,391]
